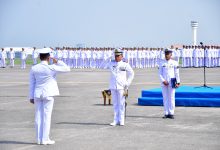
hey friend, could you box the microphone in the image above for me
[200,42,203,45]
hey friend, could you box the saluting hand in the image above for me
[50,57,58,64]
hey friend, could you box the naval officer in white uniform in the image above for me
[29,48,70,145]
[20,48,27,69]
[1,48,7,68]
[159,48,180,119]
[9,48,15,68]
[102,48,134,126]
[32,47,39,65]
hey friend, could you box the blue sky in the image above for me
[0,0,219,47]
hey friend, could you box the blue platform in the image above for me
[138,86,220,107]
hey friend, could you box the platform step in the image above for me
[142,86,220,98]
[142,91,220,98]
[138,97,220,107]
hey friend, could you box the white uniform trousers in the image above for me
[34,97,54,142]
[1,58,6,67]
[211,57,215,67]
[137,58,142,68]
[198,58,203,67]
[132,58,137,68]
[185,57,190,67]
[62,58,68,65]
[145,58,150,68]
[181,57,185,67]
[217,57,220,67]
[21,59,26,69]
[162,86,175,115]
[128,59,133,68]
[193,57,199,67]
[33,58,38,65]
[142,58,146,68]
[206,57,211,67]
[10,59,14,67]
[111,89,126,124]
[68,58,74,68]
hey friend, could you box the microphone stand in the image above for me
[195,43,212,89]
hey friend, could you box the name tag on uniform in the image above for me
[163,64,174,68]
[119,67,126,71]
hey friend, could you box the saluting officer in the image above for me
[159,48,180,119]
[29,48,70,145]
[102,48,134,126]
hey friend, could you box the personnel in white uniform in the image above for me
[137,48,142,68]
[193,46,199,67]
[1,48,7,68]
[32,47,39,65]
[68,48,74,68]
[29,48,70,145]
[62,48,68,65]
[56,48,63,60]
[217,46,220,67]
[20,48,27,69]
[145,48,150,68]
[102,48,134,126]
[9,48,15,68]
[49,48,56,64]
[159,49,180,119]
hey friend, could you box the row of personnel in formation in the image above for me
[1,45,220,69]
[29,48,179,145]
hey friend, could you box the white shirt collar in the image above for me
[41,61,48,65]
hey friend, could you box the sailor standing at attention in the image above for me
[20,48,27,69]
[32,47,39,65]
[101,48,134,126]
[9,48,15,68]
[1,48,7,68]
[29,48,70,145]
[159,48,180,119]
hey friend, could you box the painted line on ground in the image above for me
[0,81,220,85]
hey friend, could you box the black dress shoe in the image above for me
[162,115,169,119]
[168,115,174,119]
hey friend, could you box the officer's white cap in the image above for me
[37,48,52,54]
[114,48,123,55]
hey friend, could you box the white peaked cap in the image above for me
[114,48,123,55]
[37,48,52,54]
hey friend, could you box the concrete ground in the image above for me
[0,66,220,150]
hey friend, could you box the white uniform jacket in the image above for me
[159,59,180,86]
[103,60,134,90]
[1,51,7,59]
[29,60,70,99]
[32,51,39,59]
[9,51,15,59]
[21,51,27,60]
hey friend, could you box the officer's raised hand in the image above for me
[50,57,58,64]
